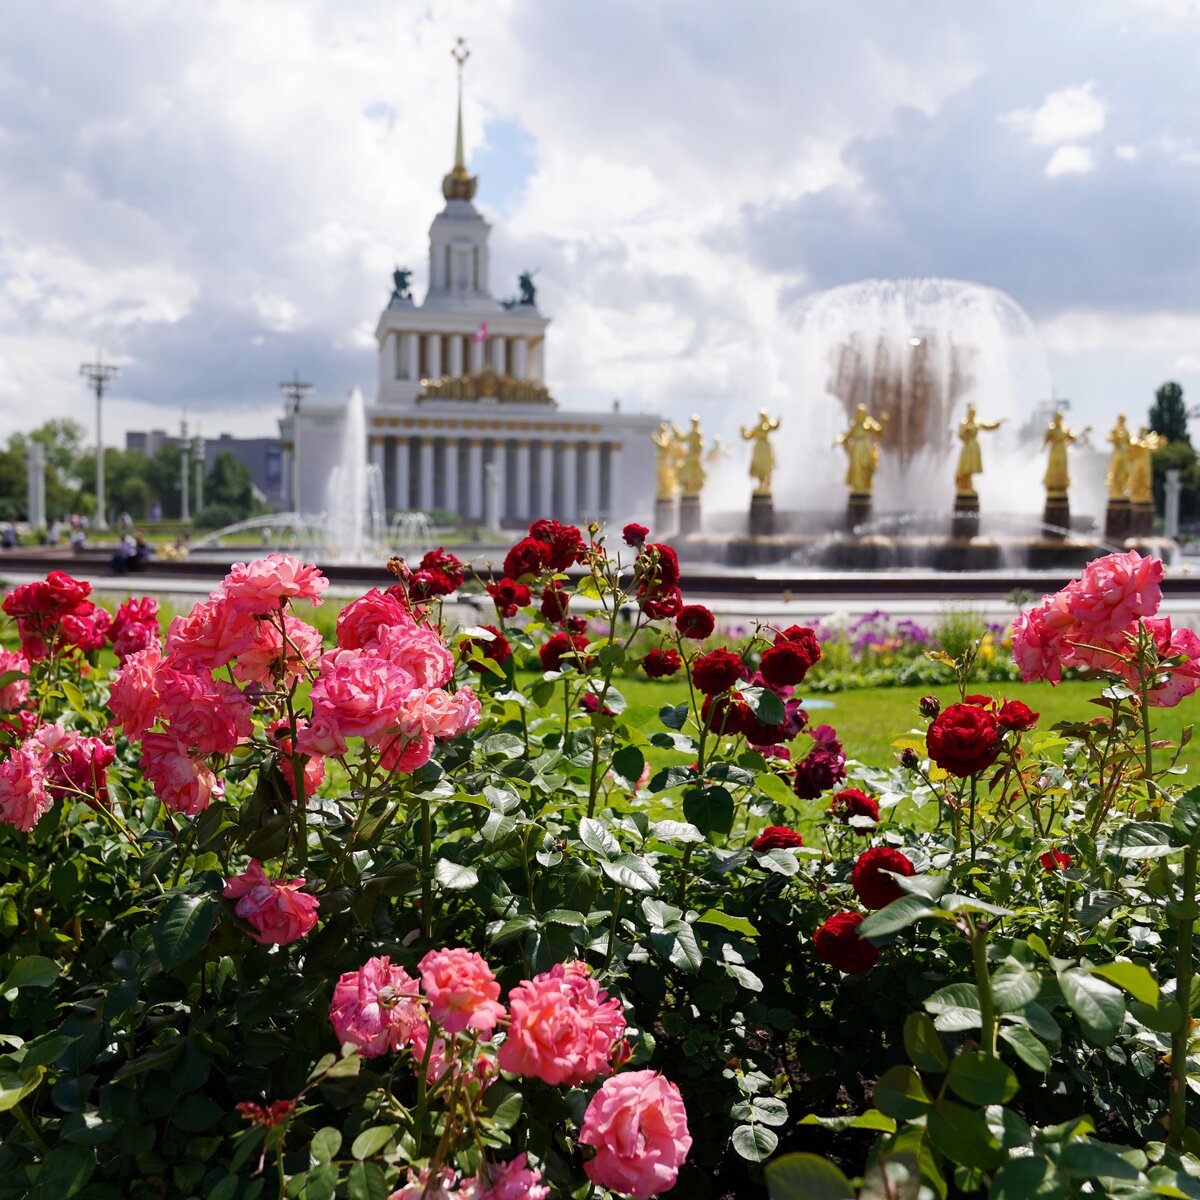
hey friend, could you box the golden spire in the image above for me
[443,37,478,202]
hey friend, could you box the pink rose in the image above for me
[299,649,419,756]
[418,948,505,1035]
[0,741,51,831]
[376,729,435,775]
[329,956,423,1057]
[218,553,328,613]
[580,1070,692,1199]
[414,688,481,741]
[232,615,324,684]
[166,597,260,670]
[370,623,455,689]
[157,665,253,756]
[33,725,115,805]
[337,588,415,650]
[110,597,161,660]
[386,1167,459,1200]
[223,859,319,945]
[270,721,326,801]
[0,648,30,712]
[1011,589,1080,684]
[108,643,163,738]
[141,733,223,816]
[474,1154,550,1200]
[1127,617,1200,707]
[498,960,626,1086]
[1068,549,1163,638]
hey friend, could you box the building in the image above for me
[280,62,658,529]
[125,428,284,507]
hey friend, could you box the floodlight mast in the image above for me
[79,353,119,530]
[279,370,314,513]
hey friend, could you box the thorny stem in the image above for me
[968,917,997,1058]
[1168,842,1198,1149]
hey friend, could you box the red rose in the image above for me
[692,648,745,695]
[753,825,803,851]
[760,643,813,689]
[539,631,589,673]
[641,544,680,590]
[623,523,649,547]
[741,706,789,746]
[529,519,587,571]
[963,694,993,708]
[776,625,821,658]
[43,570,93,620]
[813,911,881,974]
[540,585,570,624]
[460,624,512,670]
[639,586,683,621]
[579,692,615,717]
[419,548,465,591]
[1040,849,1072,871]
[566,615,590,635]
[851,847,915,910]
[997,700,1039,732]
[830,788,879,829]
[408,568,454,600]
[700,693,751,737]
[642,648,682,679]
[918,694,941,719]
[926,703,1002,777]
[675,605,715,640]
[504,537,552,579]
[486,577,531,618]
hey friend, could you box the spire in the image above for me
[443,37,478,202]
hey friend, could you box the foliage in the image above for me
[1150,379,1191,447]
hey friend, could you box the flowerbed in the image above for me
[1,531,1200,1199]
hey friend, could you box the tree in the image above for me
[195,452,265,528]
[1149,381,1191,446]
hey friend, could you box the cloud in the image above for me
[1000,81,1105,145]
[1045,144,1095,177]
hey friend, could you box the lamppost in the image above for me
[180,416,190,522]
[79,352,119,529]
[279,370,313,514]
[194,433,206,514]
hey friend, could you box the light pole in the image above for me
[80,352,119,529]
[180,415,190,522]
[279,370,313,514]
[194,433,206,514]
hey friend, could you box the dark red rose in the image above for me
[529,519,586,571]
[919,694,941,719]
[752,825,803,851]
[997,700,1039,732]
[851,847,915,910]
[926,703,1002,777]
[830,788,879,830]
[641,543,680,590]
[814,911,881,974]
[1040,849,1072,871]
[486,577,531,618]
[675,605,715,640]
[899,747,920,770]
[623,523,649,547]
[793,725,846,799]
[539,631,590,673]
[760,642,815,689]
[642,648,682,679]
[540,585,570,624]
[692,648,745,695]
[408,568,454,600]
[566,615,590,635]
[503,537,552,579]
[775,624,821,658]
[460,625,512,670]
[701,693,751,738]
[963,694,993,708]
[639,586,683,621]
[579,692,615,717]
[42,570,93,619]
[419,548,465,590]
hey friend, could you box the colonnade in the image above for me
[385,332,543,384]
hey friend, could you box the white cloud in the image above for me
[1115,143,1140,161]
[1045,144,1095,177]
[1001,82,1105,145]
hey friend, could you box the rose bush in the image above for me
[1,542,1200,1199]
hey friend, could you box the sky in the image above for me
[2,0,1199,452]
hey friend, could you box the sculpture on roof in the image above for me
[390,267,412,302]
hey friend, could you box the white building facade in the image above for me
[281,96,658,531]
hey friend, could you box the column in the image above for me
[449,334,464,375]
[405,332,420,381]
[514,441,531,521]
[388,331,402,380]
[443,438,460,514]
[467,439,484,521]
[393,437,410,509]
[584,442,602,522]
[491,336,506,373]
[608,442,623,523]
[529,338,544,382]
[469,335,485,373]
[512,338,529,380]
[559,442,578,522]
[426,333,442,380]
[418,439,435,512]
[369,436,384,480]
[538,441,554,519]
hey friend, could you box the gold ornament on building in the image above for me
[740,409,779,497]
[677,415,707,498]
[1128,426,1165,506]
[836,403,885,496]
[442,38,478,202]
[1106,413,1132,500]
[954,402,1002,497]
[419,367,555,406]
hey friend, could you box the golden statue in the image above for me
[954,403,1002,496]
[1106,414,1132,500]
[1128,426,1165,505]
[1043,411,1088,496]
[740,409,779,496]
[677,415,706,498]
[836,403,885,496]
[651,422,680,502]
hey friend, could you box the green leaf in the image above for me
[999,1025,1052,1071]
[1057,1140,1142,1181]
[311,1127,342,1163]
[579,817,620,858]
[989,1157,1049,1200]
[924,983,982,1031]
[350,1125,393,1160]
[799,1111,896,1134]
[757,848,800,876]
[434,860,479,890]
[742,686,786,726]
[1089,961,1159,1006]
[873,1066,932,1120]
[683,786,735,840]
[0,955,58,993]
[652,819,705,844]
[751,1097,791,1127]
[859,895,939,939]
[947,1051,1018,1105]
[1059,968,1125,1045]
[1109,821,1179,858]
[903,1012,948,1073]
[927,1099,1003,1171]
[600,854,660,893]
[1172,786,1200,846]
[991,964,1042,1013]
[765,1153,854,1200]
[732,1123,779,1162]
[346,1161,389,1200]
[726,962,764,992]
[61,679,87,714]
[697,909,758,938]
[665,920,703,972]
[659,703,689,730]
[0,1063,45,1112]
[611,745,645,784]
[650,765,698,792]
[154,893,216,971]
[29,1141,94,1197]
